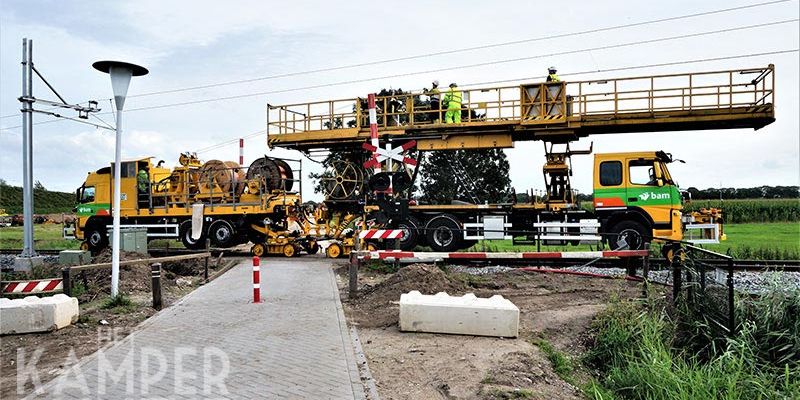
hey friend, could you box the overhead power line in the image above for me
[121,19,798,113]
[127,0,793,99]
[194,129,268,154]
[3,46,796,134]
[0,0,793,121]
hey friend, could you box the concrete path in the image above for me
[33,258,366,399]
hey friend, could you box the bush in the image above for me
[586,292,800,400]
[101,293,135,312]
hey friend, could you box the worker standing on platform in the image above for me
[427,80,441,123]
[137,166,150,208]
[546,66,560,82]
[444,83,462,124]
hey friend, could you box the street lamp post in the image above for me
[92,61,148,298]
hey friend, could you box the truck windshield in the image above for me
[80,186,95,203]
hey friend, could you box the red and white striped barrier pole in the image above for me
[252,256,261,303]
[239,138,244,166]
[1,278,63,294]
[368,94,381,176]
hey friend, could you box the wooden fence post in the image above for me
[204,239,211,281]
[641,244,650,297]
[349,230,361,299]
[671,251,682,306]
[151,263,162,310]
[62,267,72,297]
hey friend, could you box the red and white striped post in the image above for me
[367,94,381,176]
[252,256,261,303]
[239,138,244,166]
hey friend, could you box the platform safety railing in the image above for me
[266,65,774,134]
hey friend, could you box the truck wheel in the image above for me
[425,214,463,252]
[208,220,236,248]
[396,217,421,251]
[251,243,266,257]
[179,220,206,250]
[610,221,647,250]
[326,243,343,258]
[282,243,298,257]
[86,227,108,251]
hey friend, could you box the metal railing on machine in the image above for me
[141,156,302,213]
[266,65,774,135]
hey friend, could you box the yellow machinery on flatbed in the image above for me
[70,153,321,257]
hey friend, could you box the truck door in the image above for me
[626,158,673,226]
[593,159,626,208]
[110,161,139,213]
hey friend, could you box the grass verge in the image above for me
[583,287,800,399]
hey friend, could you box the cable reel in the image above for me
[321,160,365,200]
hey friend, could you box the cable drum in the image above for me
[247,157,294,192]
[322,160,365,200]
[198,160,246,195]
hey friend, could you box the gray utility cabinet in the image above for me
[108,227,148,254]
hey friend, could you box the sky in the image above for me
[0,0,798,202]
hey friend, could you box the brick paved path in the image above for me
[33,258,366,399]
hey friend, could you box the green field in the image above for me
[0,224,80,250]
[2,222,798,260]
[0,224,179,251]
[681,198,798,223]
[704,222,800,259]
[465,222,799,260]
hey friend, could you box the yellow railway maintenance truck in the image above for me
[70,153,318,257]
[341,147,725,254]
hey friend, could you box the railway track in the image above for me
[3,248,798,271]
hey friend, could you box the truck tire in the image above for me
[609,220,648,250]
[208,220,236,248]
[396,217,422,251]
[85,227,108,251]
[179,220,206,250]
[425,214,463,252]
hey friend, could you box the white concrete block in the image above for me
[399,291,519,338]
[0,294,79,335]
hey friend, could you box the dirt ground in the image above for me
[338,264,642,400]
[0,250,234,399]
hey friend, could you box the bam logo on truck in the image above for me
[638,192,670,201]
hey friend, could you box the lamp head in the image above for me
[92,61,148,110]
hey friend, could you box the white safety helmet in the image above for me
[432,80,439,86]
[548,66,557,73]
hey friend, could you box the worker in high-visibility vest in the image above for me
[546,66,560,83]
[444,83,462,124]
[137,167,150,208]
[137,168,149,193]
[426,80,441,123]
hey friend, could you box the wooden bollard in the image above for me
[349,254,360,299]
[151,263,162,310]
[204,239,211,281]
[62,267,72,297]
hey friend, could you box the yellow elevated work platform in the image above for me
[267,65,775,151]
